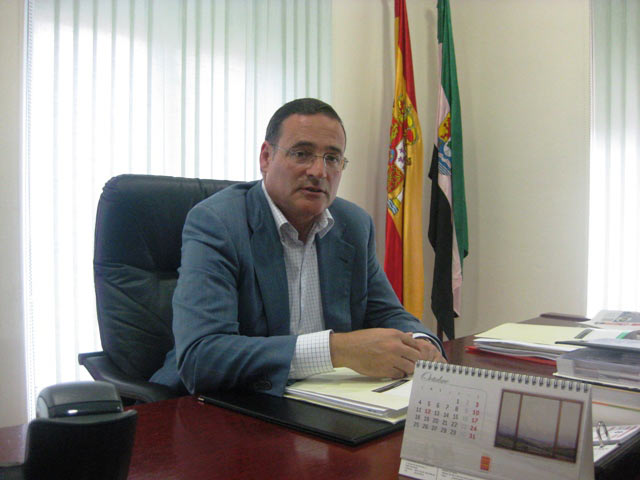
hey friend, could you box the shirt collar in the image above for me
[261,180,334,242]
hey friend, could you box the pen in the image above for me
[372,378,410,393]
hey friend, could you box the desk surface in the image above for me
[1,318,636,479]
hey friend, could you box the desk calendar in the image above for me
[400,362,594,480]
[409,380,486,442]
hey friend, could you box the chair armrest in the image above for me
[78,352,178,403]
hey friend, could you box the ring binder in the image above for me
[595,421,610,448]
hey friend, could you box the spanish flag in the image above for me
[384,0,424,319]
[428,0,468,340]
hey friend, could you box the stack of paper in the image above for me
[554,339,640,426]
[284,368,412,423]
[556,342,640,388]
[473,323,634,361]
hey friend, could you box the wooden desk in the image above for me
[0,325,636,479]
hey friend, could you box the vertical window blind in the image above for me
[24,0,331,417]
[588,0,640,315]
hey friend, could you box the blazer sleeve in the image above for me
[172,202,296,396]
[360,215,445,355]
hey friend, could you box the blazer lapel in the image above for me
[247,183,290,336]
[316,219,354,332]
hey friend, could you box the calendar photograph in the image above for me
[494,389,584,462]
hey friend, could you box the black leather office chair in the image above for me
[78,174,238,403]
[0,382,137,480]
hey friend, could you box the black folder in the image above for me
[197,390,404,446]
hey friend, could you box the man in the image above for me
[151,98,446,396]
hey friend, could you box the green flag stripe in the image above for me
[439,0,468,267]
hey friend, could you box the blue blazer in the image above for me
[150,181,442,396]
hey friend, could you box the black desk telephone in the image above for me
[36,381,123,419]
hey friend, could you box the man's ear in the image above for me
[259,141,271,176]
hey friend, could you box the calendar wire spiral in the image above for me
[416,361,591,393]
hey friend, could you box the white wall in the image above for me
[333,0,591,336]
[455,0,590,334]
[0,0,28,428]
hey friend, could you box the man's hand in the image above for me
[413,336,447,365]
[330,329,447,379]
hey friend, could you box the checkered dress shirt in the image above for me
[262,182,334,379]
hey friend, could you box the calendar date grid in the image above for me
[410,384,486,441]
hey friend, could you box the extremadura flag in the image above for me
[429,0,468,340]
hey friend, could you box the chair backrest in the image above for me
[94,174,237,380]
[21,411,138,480]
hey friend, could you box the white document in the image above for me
[473,323,635,359]
[284,367,412,423]
[583,310,640,330]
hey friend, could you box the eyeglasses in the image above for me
[270,144,348,172]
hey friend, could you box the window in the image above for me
[588,0,640,315]
[24,0,332,417]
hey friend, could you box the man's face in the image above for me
[260,113,346,234]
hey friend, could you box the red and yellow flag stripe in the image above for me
[384,0,424,319]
